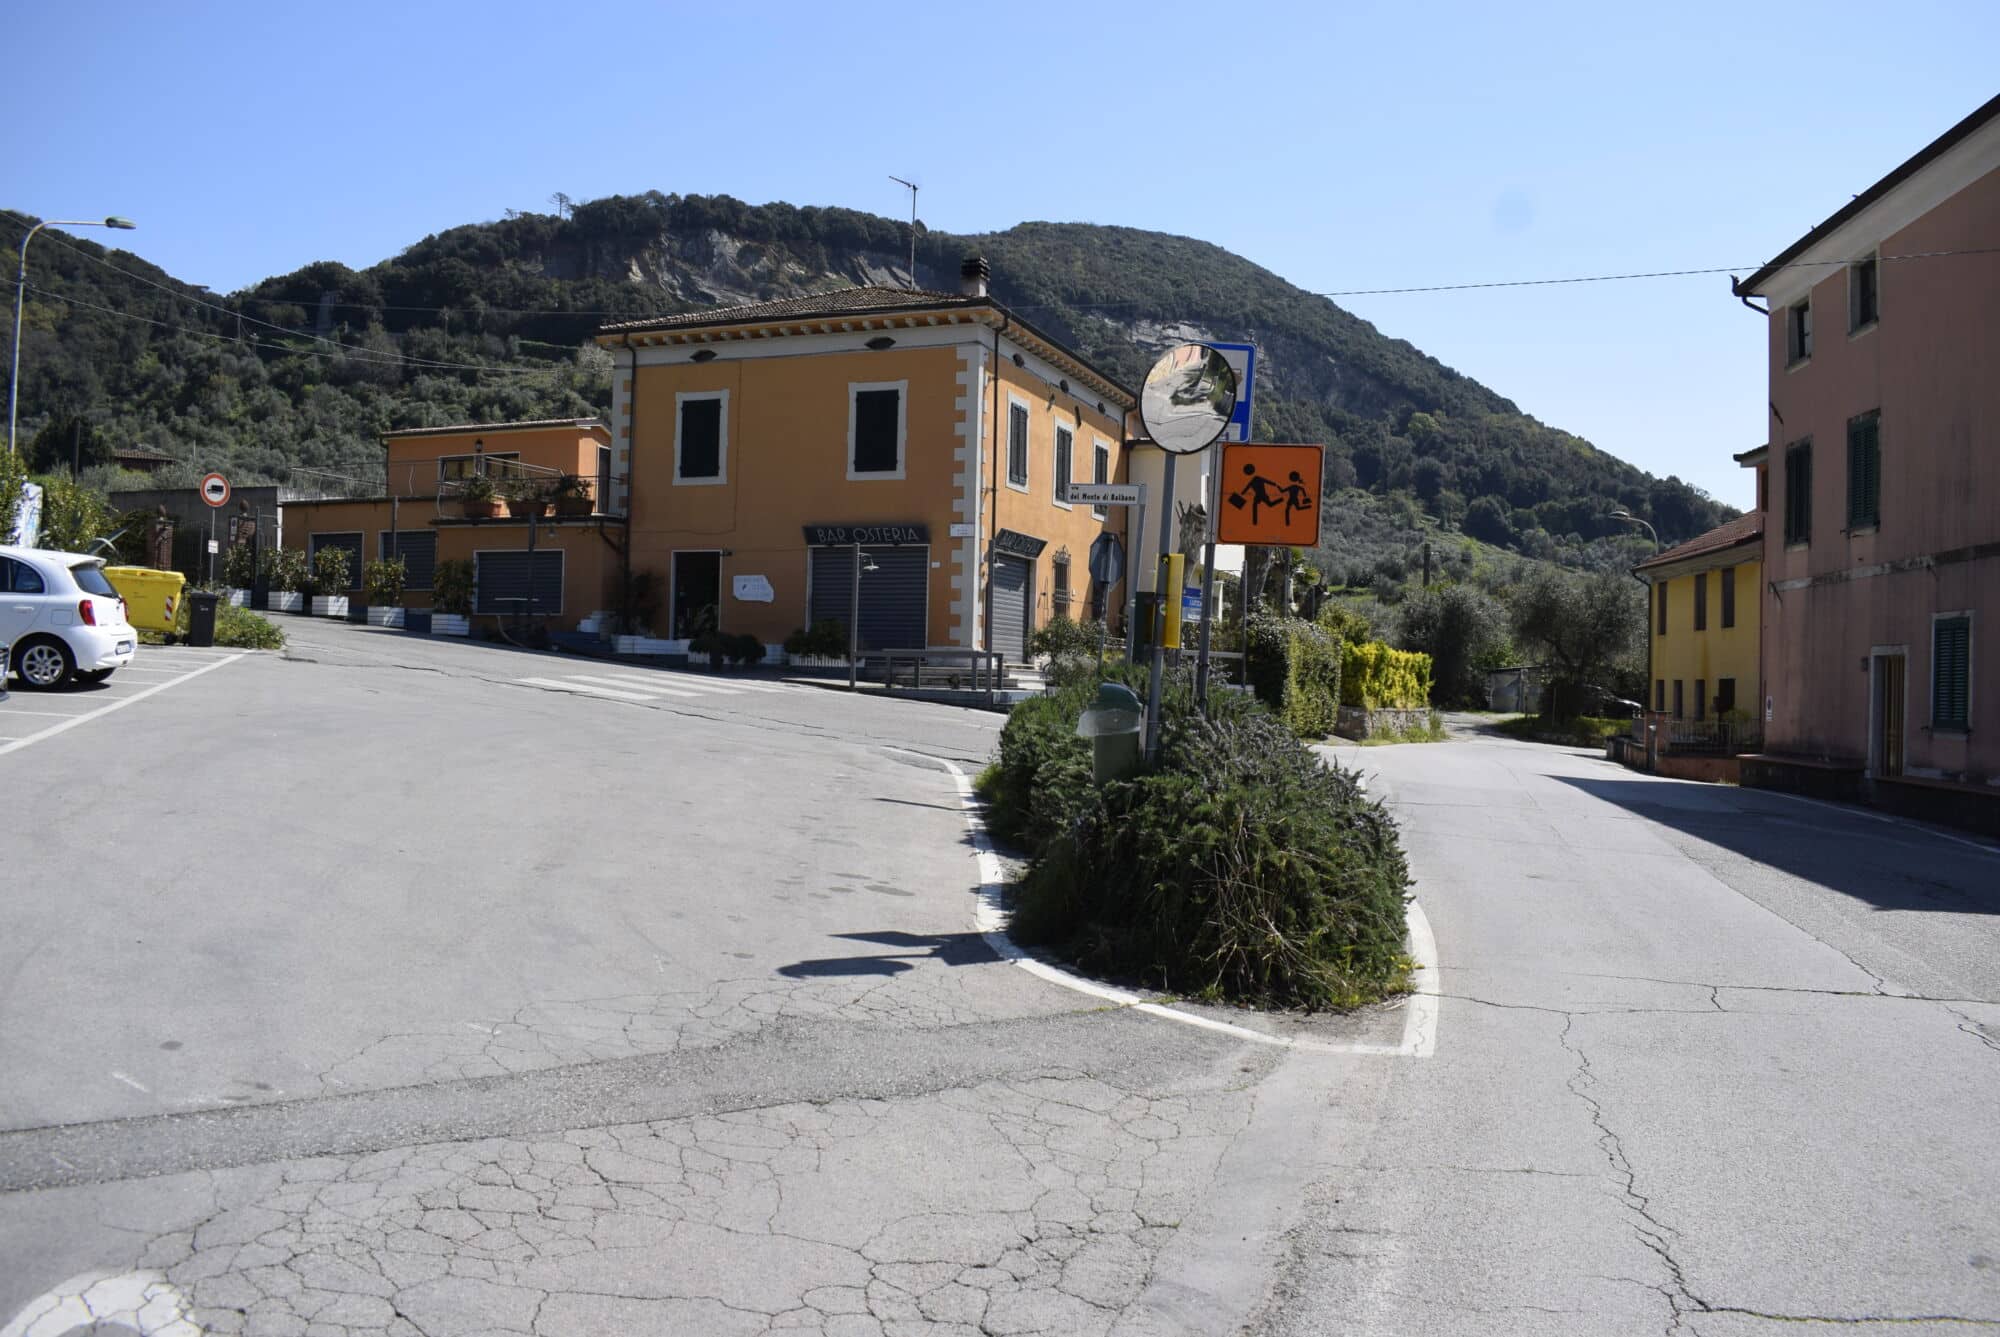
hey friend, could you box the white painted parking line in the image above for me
[0,709,91,718]
[0,653,247,758]
[515,676,658,702]
[561,674,705,699]
[577,671,757,693]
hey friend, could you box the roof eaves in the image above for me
[1735,92,2000,296]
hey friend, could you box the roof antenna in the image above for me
[889,176,918,289]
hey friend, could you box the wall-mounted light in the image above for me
[1058,379,1069,393]
[1012,352,1025,367]
[690,349,718,363]
[865,336,896,351]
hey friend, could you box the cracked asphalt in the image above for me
[7,622,1998,1335]
[0,621,1392,1335]
[1284,732,2000,1335]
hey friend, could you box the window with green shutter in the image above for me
[1932,616,1971,731]
[1846,412,1880,530]
[1784,440,1812,545]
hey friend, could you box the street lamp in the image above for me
[9,215,137,456]
[1610,509,1659,552]
[847,546,881,691]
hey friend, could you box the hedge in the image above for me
[979,664,1414,1011]
[1342,641,1433,709]
[1244,614,1342,738]
[1007,701,1412,1010]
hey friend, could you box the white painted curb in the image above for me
[892,747,1439,1058]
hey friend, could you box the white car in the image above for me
[1,544,138,688]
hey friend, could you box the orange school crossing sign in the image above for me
[1217,443,1323,546]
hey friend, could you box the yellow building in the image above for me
[283,418,618,623]
[595,258,1137,659]
[1636,512,1764,721]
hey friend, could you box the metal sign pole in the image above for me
[1124,491,1145,666]
[1143,454,1178,762]
[1194,445,1221,704]
[847,542,862,692]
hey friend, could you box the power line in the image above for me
[24,284,567,379]
[1308,248,2000,297]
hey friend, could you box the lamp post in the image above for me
[847,544,880,691]
[9,215,136,456]
[1612,509,1663,764]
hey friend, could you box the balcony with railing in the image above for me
[381,455,620,521]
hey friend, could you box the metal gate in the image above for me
[808,546,928,651]
[990,554,1032,663]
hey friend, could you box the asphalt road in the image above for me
[1282,729,2000,1335]
[3,624,1996,1335]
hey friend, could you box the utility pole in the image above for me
[888,176,918,289]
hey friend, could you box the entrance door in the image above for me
[990,555,1032,663]
[1873,653,1906,777]
[672,551,720,639]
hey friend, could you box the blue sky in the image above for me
[5,1,1994,509]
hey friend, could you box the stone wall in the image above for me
[1334,705,1434,741]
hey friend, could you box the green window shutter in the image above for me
[1847,414,1881,529]
[1933,616,1970,730]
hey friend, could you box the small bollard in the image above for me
[1076,681,1145,784]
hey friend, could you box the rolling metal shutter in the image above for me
[809,545,928,651]
[379,531,437,591]
[308,532,365,590]
[990,554,1032,663]
[475,550,564,616]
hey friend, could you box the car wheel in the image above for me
[78,668,115,684]
[13,637,76,689]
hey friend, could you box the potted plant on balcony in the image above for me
[432,558,474,636]
[363,557,407,628]
[460,474,501,520]
[268,547,307,614]
[310,546,352,618]
[504,477,549,520]
[550,472,594,518]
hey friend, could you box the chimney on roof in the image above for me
[959,255,990,299]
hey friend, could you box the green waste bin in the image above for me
[104,567,187,634]
[1076,681,1145,783]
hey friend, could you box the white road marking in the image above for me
[1,1269,199,1337]
[560,674,704,699]
[0,708,90,717]
[0,653,247,757]
[109,1071,150,1093]
[898,747,1441,1058]
[516,676,657,702]
[1755,787,2000,858]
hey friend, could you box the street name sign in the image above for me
[1068,483,1144,506]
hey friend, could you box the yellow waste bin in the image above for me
[104,567,187,634]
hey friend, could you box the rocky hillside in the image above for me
[3,195,1730,571]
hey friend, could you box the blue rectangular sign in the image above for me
[1209,342,1257,444]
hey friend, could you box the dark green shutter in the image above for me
[1933,616,1970,730]
[1847,414,1880,529]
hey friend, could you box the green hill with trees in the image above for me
[3,195,1729,587]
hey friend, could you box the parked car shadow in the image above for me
[1551,774,2000,916]
[777,929,997,978]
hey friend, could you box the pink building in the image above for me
[1734,94,2000,832]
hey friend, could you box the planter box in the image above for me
[311,595,350,618]
[365,606,405,628]
[789,654,855,670]
[226,588,250,607]
[615,636,685,656]
[270,591,305,614]
[430,613,471,637]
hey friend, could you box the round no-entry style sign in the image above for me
[200,472,231,508]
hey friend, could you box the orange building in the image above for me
[595,258,1137,659]
[282,418,620,625]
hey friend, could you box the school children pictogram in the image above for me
[1216,443,1324,546]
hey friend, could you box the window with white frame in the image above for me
[848,381,906,479]
[675,390,727,484]
[1053,426,1074,506]
[1091,440,1110,519]
[1007,401,1030,490]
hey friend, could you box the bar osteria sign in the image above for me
[801,524,930,545]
